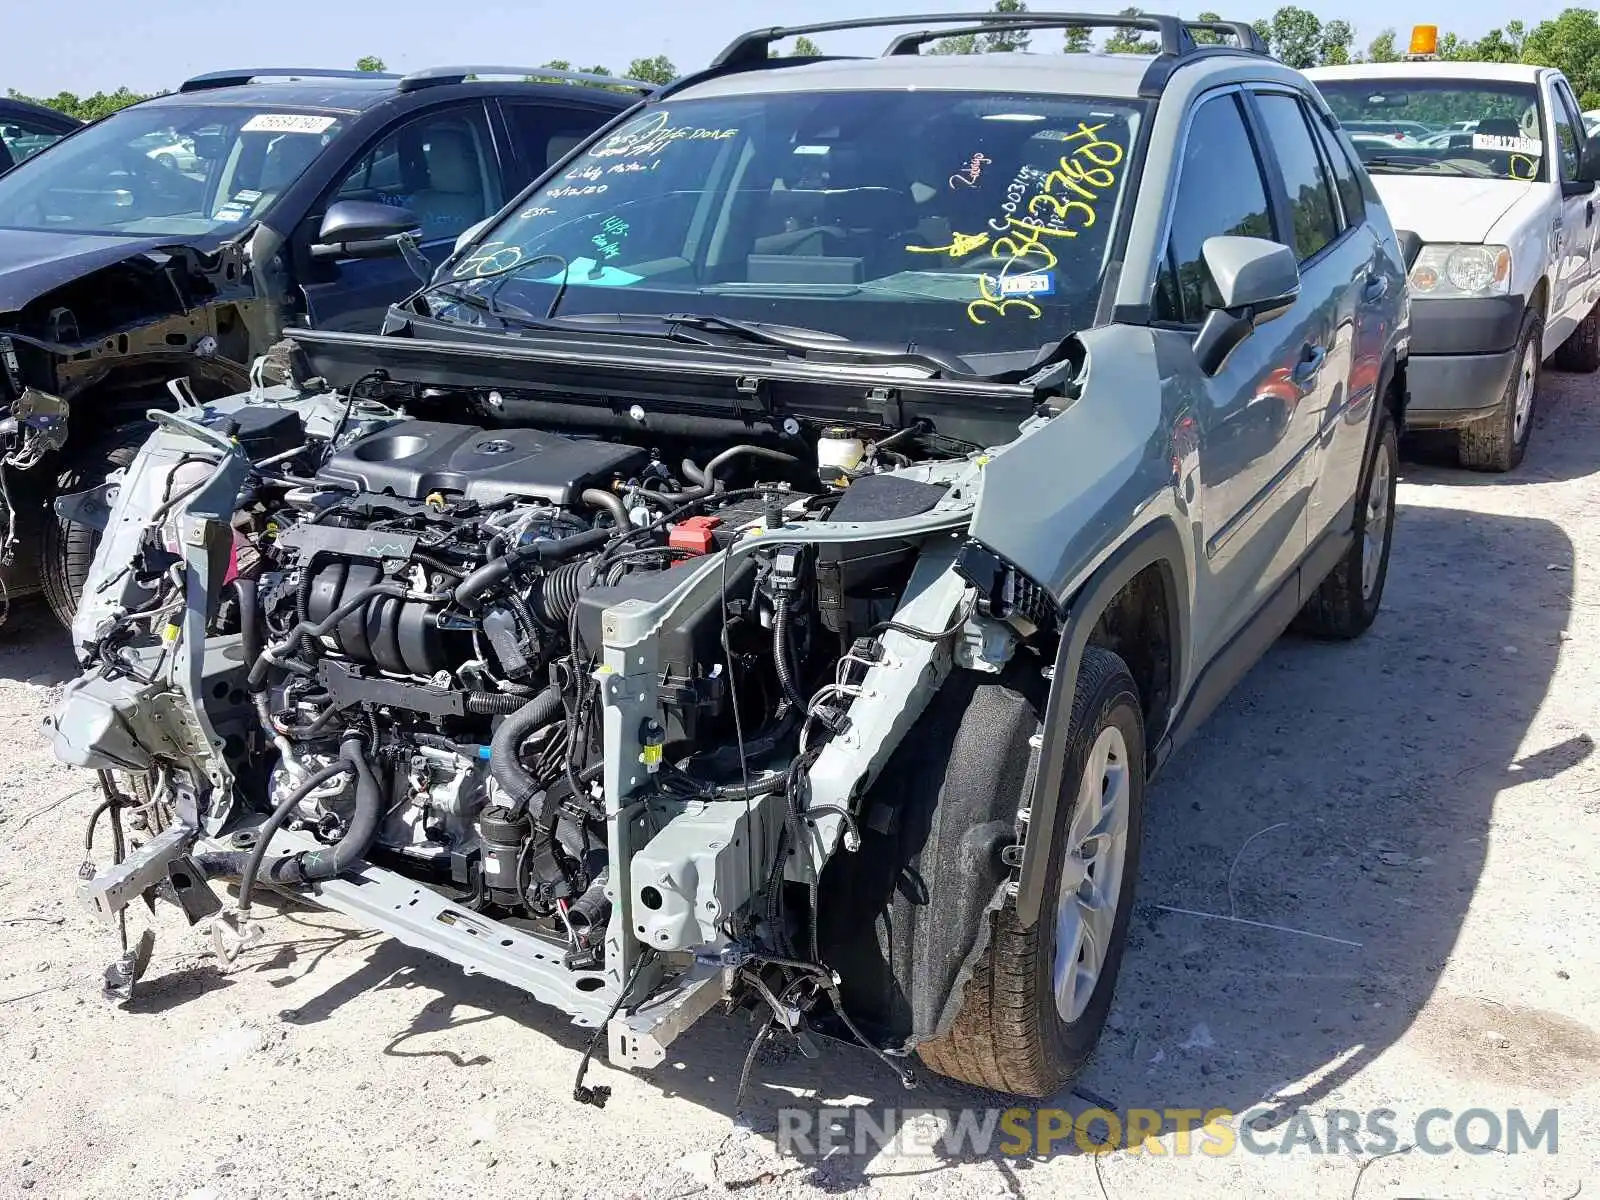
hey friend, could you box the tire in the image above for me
[1458,310,1540,472]
[1552,303,1600,373]
[1295,405,1398,640]
[40,423,153,630]
[917,646,1145,1096]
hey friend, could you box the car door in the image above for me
[1253,88,1382,548]
[1549,76,1597,338]
[298,101,501,333]
[1151,88,1318,664]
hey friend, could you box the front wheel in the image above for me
[917,646,1145,1096]
[41,423,152,629]
[1458,310,1541,472]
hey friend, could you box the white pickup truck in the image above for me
[1309,50,1600,471]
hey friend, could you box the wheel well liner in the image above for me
[1013,518,1188,928]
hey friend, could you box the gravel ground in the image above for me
[2,374,1598,1199]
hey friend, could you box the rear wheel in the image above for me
[1458,310,1540,472]
[917,646,1144,1096]
[1295,406,1398,639]
[41,423,152,629]
[1552,303,1600,373]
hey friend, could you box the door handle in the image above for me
[1587,199,1595,227]
[1362,275,1389,304]
[1291,344,1326,388]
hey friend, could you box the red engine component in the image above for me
[668,515,722,557]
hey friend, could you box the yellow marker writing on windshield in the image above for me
[906,230,992,258]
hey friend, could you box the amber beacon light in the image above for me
[1407,24,1440,59]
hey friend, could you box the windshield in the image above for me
[433,91,1144,364]
[0,104,347,237]
[1316,80,1545,182]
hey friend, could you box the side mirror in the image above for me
[1193,235,1302,376]
[1568,135,1600,193]
[312,199,420,259]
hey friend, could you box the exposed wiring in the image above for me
[868,593,976,643]
[572,946,656,1107]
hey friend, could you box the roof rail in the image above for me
[1184,19,1269,55]
[397,66,656,94]
[885,16,1267,55]
[179,68,398,94]
[715,12,1268,66]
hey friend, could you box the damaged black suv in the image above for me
[0,66,639,626]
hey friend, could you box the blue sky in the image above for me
[1,0,1570,97]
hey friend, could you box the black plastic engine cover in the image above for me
[320,420,649,506]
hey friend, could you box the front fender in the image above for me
[1014,518,1190,927]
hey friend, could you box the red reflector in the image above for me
[668,515,722,556]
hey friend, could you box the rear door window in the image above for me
[1314,121,1367,228]
[1253,92,1342,262]
[502,101,622,181]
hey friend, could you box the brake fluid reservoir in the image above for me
[817,425,865,487]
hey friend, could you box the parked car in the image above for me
[49,12,1406,1101]
[131,130,202,174]
[0,66,642,627]
[1310,41,1600,471]
[0,96,79,173]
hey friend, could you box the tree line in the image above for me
[11,5,1600,121]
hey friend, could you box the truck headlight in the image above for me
[1409,244,1512,298]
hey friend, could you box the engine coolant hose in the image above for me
[196,737,383,901]
[489,685,564,812]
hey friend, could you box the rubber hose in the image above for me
[530,558,589,627]
[566,867,610,935]
[488,685,564,811]
[454,526,611,608]
[276,738,383,884]
[582,487,630,529]
[465,691,528,716]
[195,753,358,898]
[236,578,262,674]
[237,756,355,912]
[702,445,800,490]
[772,595,807,711]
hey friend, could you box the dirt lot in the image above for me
[2,375,1598,1200]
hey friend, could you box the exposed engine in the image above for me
[57,380,979,990]
[242,412,812,964]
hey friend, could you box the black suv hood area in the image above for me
[0,227,212,318]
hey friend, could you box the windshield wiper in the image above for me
[414,304,976,377]
[1362,156,1477,176]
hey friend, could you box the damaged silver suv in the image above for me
[44,11,1407,1100]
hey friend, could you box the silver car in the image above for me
[48,11,1407,1101]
